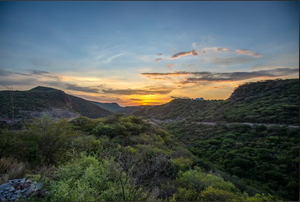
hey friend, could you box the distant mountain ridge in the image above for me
[90,101,123,112]
[133,79,299,125]
[0,86,113,120]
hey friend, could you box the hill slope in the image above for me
[133,79,299,125]
[91,101,123,112]
[0,86,112,120]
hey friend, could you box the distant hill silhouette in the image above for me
[0,86,112,120]
[90,101,123,112]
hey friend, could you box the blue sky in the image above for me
[0,1,299,105]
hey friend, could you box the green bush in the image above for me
[44,153,127,201]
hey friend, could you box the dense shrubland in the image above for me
[0,114,287,201]
[162,121,299,201]
[134,79,299,124]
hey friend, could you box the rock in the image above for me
[25,179,32,183]
[21,183,30,190]
[20,178,25,184]
[8,187,14,192]
[25,188,33,197]
[0,183,10,192]
[5,193,12,200]
[10,195,18,201]
[36,183,43,190]
[13,182,18,189]
[14,190,20,195]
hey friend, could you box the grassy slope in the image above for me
[133,79,299,125]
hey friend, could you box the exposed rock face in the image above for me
[0,178,47,201]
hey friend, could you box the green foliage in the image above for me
[163,121,299,201]
[134,79,299,125]
[44,153,126,201]
[0,114,101,165]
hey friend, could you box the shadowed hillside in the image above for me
[133,79,299,125]
[0,86,112,120]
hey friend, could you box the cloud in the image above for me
[170,50,198,59]
[156,53,163,56]
[235,49,262,58]
[141,68,299,85]
[155,58,163,62]
[103,53,124,63]
[30,70,50,75]
[130,98,143,101]
[167,64,174,69]
[209,86,226,89]
[102,87,172,95]
[215,47,230,52]
[212,57,257,65]
[0,78,36,86]
[188,64,195,67]
[141,71,193,77]
[201,50,206,54]
[65,84,100,93]
[179,68,299,84]
[0,69,31,77]
[170,96,191,99]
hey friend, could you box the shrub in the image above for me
[45,153,126,201]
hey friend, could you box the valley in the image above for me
[0,78,299,201]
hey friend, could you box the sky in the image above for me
[0,1,299,106]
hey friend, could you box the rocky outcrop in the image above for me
[0,178,47,201]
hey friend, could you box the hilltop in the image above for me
[133,79,299,125]
[0,86,112,121]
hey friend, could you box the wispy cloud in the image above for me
[103,53,124,63]
[156,53,163,56]
[65,84,100,93]
[30,70,50,75]
[170,50,198,59]
[209,86,226,89]
[167,64,174,69]
[0,69,31,77]
[141,68,299,85]
[188,64,195,67]
[102,86,173,95]
[130,98,143,101]
[215,47,230,52]
[235,49,262,58]
[155,58,163,62]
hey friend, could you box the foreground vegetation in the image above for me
[162,121,299,201]
[0,114,289,201]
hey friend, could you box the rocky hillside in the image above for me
[0,86,112,121]
[133,79,299,125]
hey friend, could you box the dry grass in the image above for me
[0,157,26,184]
